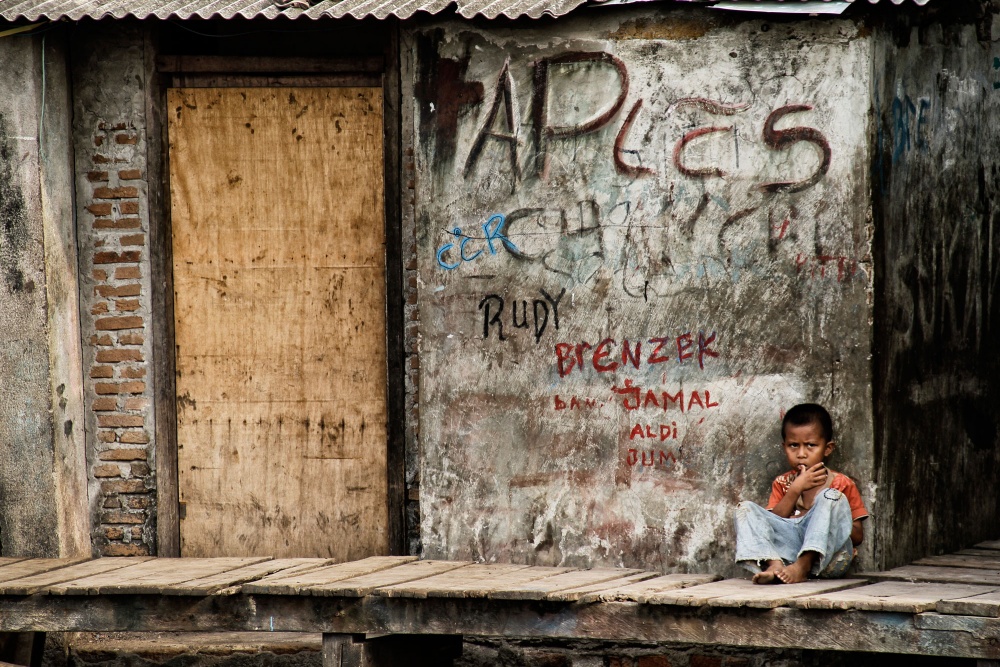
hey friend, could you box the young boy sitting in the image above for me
[734,403,868,584]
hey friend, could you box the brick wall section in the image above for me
[71,23,158,557]
[82,122,155,556]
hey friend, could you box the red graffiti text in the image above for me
[626,449,678,467]
[629,423,678,441]
[554,331,719,377]
[553,395,600,410]
[795,254,862,282]
[612,380,719,412]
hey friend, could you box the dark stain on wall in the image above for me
[414,30,484,169]
[873,7,1000,568]
[0,111,28,295]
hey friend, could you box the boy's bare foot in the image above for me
[752,560,784,585]
[776,553,816,584]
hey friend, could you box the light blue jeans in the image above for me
[734,488,855,578]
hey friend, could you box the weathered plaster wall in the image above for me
[0,28,86,557]
[873,8,1000,568]
[410,8,876,573]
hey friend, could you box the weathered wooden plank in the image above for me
[642,579,753,606]
[397,565,580,599]
[913,555,1000,570]
[937,590,1000,617]
[976,541,1000,551]
[860,566,1000,586]
[0,559,89,585]
[789,581,1000,613]
[487,569,646,601]
[51,558,270,595]
[242,556,417,595]
[958,549,1000,557]
[371,563,532,599]
[381,22,406,561]
[0,559,28,570]
[576,573,721,604]
[0,558,152,595]
[167,559,334,596]
[644,578,866,607]
[157,55,384,74]
[545,572,659,602]
[318,561,472,597]
[647,578,867,609]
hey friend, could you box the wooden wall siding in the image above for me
[168,87,388,558]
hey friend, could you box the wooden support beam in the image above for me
[322,634,367,667]
[0,632,45,667]
[322,634,461,667]
[1,594,1000,659]
[156,55,384,74]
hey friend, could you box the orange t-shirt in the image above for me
[767,471,869,520]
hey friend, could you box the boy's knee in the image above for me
[816,488,852,519]
[821,488,844,503]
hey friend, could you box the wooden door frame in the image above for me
[150,27,405,557]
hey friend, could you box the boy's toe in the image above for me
[752,571,780,585]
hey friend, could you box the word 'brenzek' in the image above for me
[554,332,719,376]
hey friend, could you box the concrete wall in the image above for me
[408,7,876,573]
[873,5,1000,569]
[0,27,88,558]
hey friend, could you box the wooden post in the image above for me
[0,632,45,667]
[322,634,462,667]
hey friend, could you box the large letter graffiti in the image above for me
[464,57,521,188]
[671,98,752,178]
[759,104,832,193]
[532,52,630,180]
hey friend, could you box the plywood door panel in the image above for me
[168,87,387,558]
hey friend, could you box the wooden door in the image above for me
[168,87,387,558]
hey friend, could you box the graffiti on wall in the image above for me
[427,50,866,298]
[415,23,874,570]
[479,287,566,343]
[423,47,855,478]
[458,52,832,188]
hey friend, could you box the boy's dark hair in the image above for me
[782,403,834,441]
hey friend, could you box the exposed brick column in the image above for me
[80,122,155,556]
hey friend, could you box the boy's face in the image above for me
[782,421,835,472]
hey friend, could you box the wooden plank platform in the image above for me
[2,537,1000,660]
[241,556,418,595]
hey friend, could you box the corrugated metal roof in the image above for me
[0,0,930,23]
